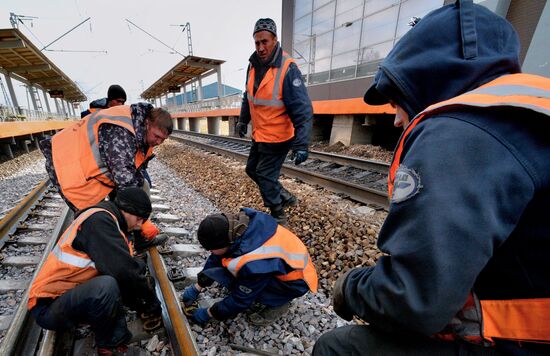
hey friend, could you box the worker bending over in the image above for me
[181,208,318,326]
[40,102,173,251]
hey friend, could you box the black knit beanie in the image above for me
[107,84,127,101]
[114,187,152,219]
[197,214,230,250]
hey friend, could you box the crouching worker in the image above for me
[181,208,318,326]
[28,187,162,355]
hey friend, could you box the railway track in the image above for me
[0,182,201,355]
[172,130,390,209]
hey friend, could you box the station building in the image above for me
[280,0,550,148]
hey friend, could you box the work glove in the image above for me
[141,220,160,240]
[236,121,247,138]
[191,307,211,325]
[290,150,308,165]
[332,269,355,321]
[181,284,200,307]
[197,271,214,288]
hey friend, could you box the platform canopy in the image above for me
[0,28,86,102]
[141,55,225,99]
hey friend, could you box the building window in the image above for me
[293,0,443,86]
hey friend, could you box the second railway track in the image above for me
[171,130,391,210]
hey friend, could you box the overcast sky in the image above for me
[0,0,281,110]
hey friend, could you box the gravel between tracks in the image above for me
[153,140,388,355]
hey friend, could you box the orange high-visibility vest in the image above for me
[247,52,296,143]
[222,225,318,293]
[388,73,550,344]
[28,208,133,310]
[51,105,153,210]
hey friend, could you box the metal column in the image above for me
[42,89,51,112]
[216,65,223,98]
[4,74,20,113]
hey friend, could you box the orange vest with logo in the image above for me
[388,73,550,344]
[51,105,154,210]
[221,225,318,293]
[28,208,133,309]
[246,52,296,143]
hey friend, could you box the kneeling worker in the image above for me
[181,208,318,326]
[28,187,162,355]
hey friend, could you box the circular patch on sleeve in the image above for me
[292,78,302,87]
[391,165,422,203]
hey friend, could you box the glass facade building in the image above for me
[292,0,443,85]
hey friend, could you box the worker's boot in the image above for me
[248,302,291,326]
[280,188,298,209]
[270,205,287,226]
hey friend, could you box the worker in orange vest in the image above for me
[236,18,313,225]
[39,102,172,252]
[181,208,318,326]
[80,84,127,118]
[314,1,550,355]
[28,187,161,355]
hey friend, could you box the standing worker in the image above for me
[237,18,313,225]
[81,84,127,118]
[28,187,162,356]
[314,1,550,355]
[180,208,318,326]
[39,102,173,251]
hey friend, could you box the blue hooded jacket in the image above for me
[345,1,550,350]
[202,208,310,321]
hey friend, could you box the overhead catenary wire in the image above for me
[125,19,185,57]
[40,17,91,51]
[44,49,107,54]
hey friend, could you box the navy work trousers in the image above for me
[245,141,290,208]
[313,325,511,356]
[30,275,131,348]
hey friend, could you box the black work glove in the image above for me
[236,121,247,138]
[332,269,355,321]
[197,271,214,288]
[290,149,308,165]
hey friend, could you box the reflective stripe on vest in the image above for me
[388,73,550,198]
[222,225,318,293]
[28,207,132,310]
[246,53,296,143]
[387,73,550,343]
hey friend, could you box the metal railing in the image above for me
[0,105,77,122]
[164,93,242,114]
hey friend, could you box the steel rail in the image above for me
[147,247,199,356]
[0,205,72,356]
[0,179,49,249]
[173,130,390,174]
[171,135,389,209]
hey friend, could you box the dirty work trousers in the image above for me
[245,140,292,208]
[30,275,131,348]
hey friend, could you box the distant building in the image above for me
[166,82,241,106]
